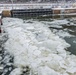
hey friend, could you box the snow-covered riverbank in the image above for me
[1,18,76,75]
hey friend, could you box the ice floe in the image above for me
[41,19,75,38]
[41,19,69,28]
[53,30,74,38]
[2,18,76,75]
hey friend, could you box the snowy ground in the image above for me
[0,17,76,75]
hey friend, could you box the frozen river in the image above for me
[0,17,76,75]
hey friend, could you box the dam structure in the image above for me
[0,1,76,18]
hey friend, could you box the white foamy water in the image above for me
[2,18,76,75]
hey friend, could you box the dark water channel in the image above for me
[63,22,76,55]
[65,37,76,55]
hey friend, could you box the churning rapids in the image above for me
[0,17,76,75]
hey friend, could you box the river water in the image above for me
[31,17,76,55]
[0,17,76,75]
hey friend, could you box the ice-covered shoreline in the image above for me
[1,18,76,75]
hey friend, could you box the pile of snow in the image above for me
[2,18,76,75]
